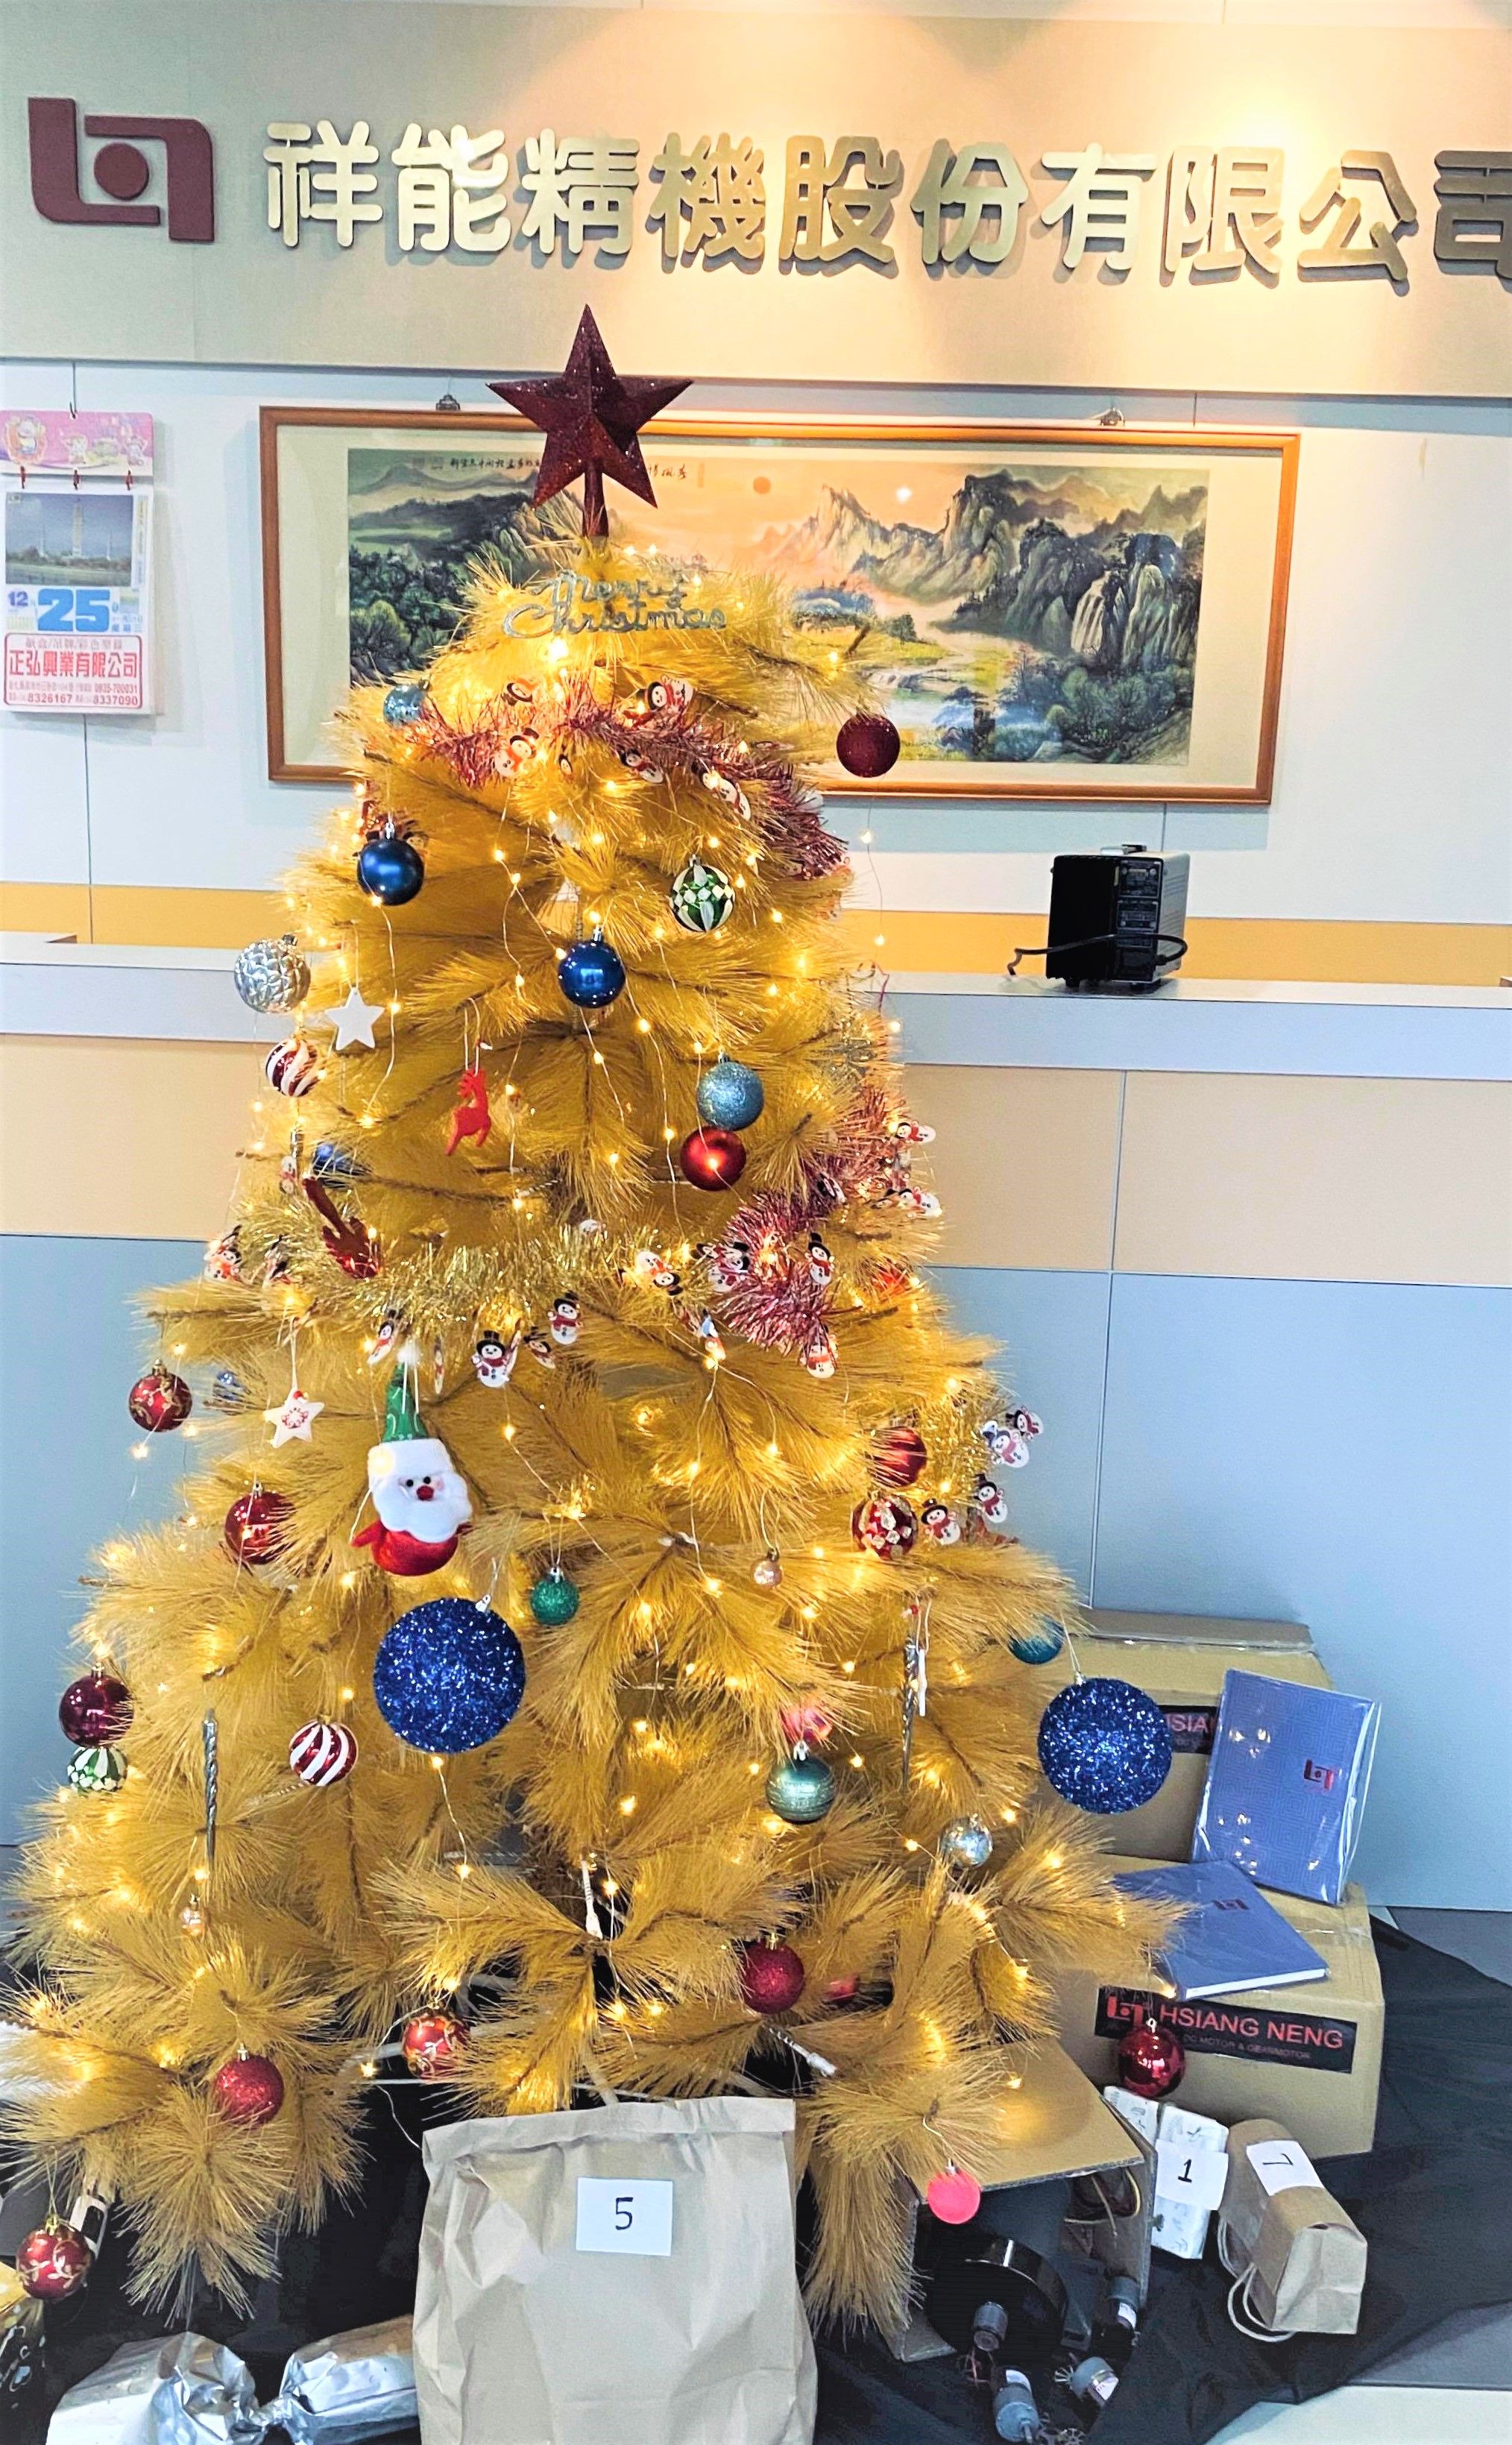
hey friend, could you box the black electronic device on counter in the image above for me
[1042,846,1189,989]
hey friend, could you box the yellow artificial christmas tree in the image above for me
[5,318,1167,2334]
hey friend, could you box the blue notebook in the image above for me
[1115,1860,1328,1999]
[1191,1671,1380,1905]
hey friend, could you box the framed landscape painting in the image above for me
[261,410,1297,801]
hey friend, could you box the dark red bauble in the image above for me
[224,1489,294,1564]
[16,2221,92,2300]
[835,712,901,779]
[210,2052,285,2127]
[737,1939,806,2015]
[127,1365,192,1432]
[400,2010,469,2080]
[678,1127,747,1192]
[872,1424,927,1489]
[59,1670,133,1747]
[1116,2016,1186,2100]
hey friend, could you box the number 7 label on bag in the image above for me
[576,2176,675,2256]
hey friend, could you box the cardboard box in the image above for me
[1044,1611,1332,1863]
[1053,1861,1383,2162]
[888,2039,1154,2359]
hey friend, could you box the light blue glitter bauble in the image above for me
[558,931,626,1010]
[374,1596,526,1754]
[1009,1620,1066,1666]
[382,682,427,726]
[1036,1677,1172,1815]
[696,1058,764,1133]
[529,1570,581,1627]
[765,1752,836,1824]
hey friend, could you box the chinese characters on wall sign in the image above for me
[261,119,1511,281]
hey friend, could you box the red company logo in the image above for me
[28,97,214,243]
[1303,1758,1340,1790]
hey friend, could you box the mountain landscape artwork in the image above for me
[346,437,1210,781]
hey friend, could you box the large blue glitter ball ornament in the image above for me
[382,682,427,726]
[1036,1677,1172,1815]
[373,1596,526,1754]
[1009,1619,1066,1666]
[696,1057,764,1133]
[558,930,626,1010]
[357,834,426,907]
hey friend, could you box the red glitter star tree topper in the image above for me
[491,308,690,538]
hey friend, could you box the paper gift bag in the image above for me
[415,2097,816,2445]
[1218,2118,1367,2337]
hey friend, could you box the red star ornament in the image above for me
[491,307,689,537]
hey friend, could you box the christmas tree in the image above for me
[5,317,1168,2332]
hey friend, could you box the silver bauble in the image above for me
[234,934,311,1015]
[939,1813,994,1869]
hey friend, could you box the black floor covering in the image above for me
[14,1927,1512,2443]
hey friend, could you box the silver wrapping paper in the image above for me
[45,2320,415,2445]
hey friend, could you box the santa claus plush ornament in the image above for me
[352,1352,472,1578]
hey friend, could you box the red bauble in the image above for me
[210,2052,285,2127]
[400,2010,468,2080]
[851,1494,919,1559]
[224,1489,294,1564]
[59,1669,133,1746]
[835,713,901,779]
[127,1365,192,1432]
[737,1939,806,2015]
[678,1127,747,1192]
[926,2165,983,2225]
[1116,2015,1186,2100]
[872,1424,927,1489]
[16,2222,92,2300]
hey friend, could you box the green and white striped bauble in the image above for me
[670,858,735,934]
[67,1744,127,1795]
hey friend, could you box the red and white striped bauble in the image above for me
[265,1035,321,1097]
[289,1718,357,1787]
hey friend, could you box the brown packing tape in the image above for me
[1220,2119,1367,2336]
[1042,1614,1331,1863]
[1052,1869,1384,2161]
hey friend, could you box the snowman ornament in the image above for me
[352,1353,472,1578]
[472,1327,520,1389]
[549,1293,580,1347]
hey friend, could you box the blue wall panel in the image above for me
[0,1236,201,1843]
[1095,1274,1512,1909]
[931,1266,1110,1599]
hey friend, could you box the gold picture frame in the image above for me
[260,408,1297,801]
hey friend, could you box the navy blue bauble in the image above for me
[1037,1676,1172,1814]
[558,931,626,1010]
[382,682,427,726]
[357,834,425,907]
[373,1596,526,1754]
[696,1057,764,1133]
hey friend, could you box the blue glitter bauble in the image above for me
[382,682,427,726]
[558,931,626,1010]
[1009,1620,1066,1666]
[373,1597,526,1754]
[529,1571,581,1627]
[765,1752,836,1824]
[1037,1677,1172,1814]
[357,834,425,907]
[696,1058,764,1133]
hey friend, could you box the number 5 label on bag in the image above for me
[576,2176,675,2256]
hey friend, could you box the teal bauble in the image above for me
[529,1570,582,1627]
[1009,1620,1066,1665]
[67,1744,127,1796]
[696,1058,764,1133]
[765,1751,836,1824]
[670,857,735,934]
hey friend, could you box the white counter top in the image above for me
[1,940,1508,1081]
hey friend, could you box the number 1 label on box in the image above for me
[575,2176,674,2256]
